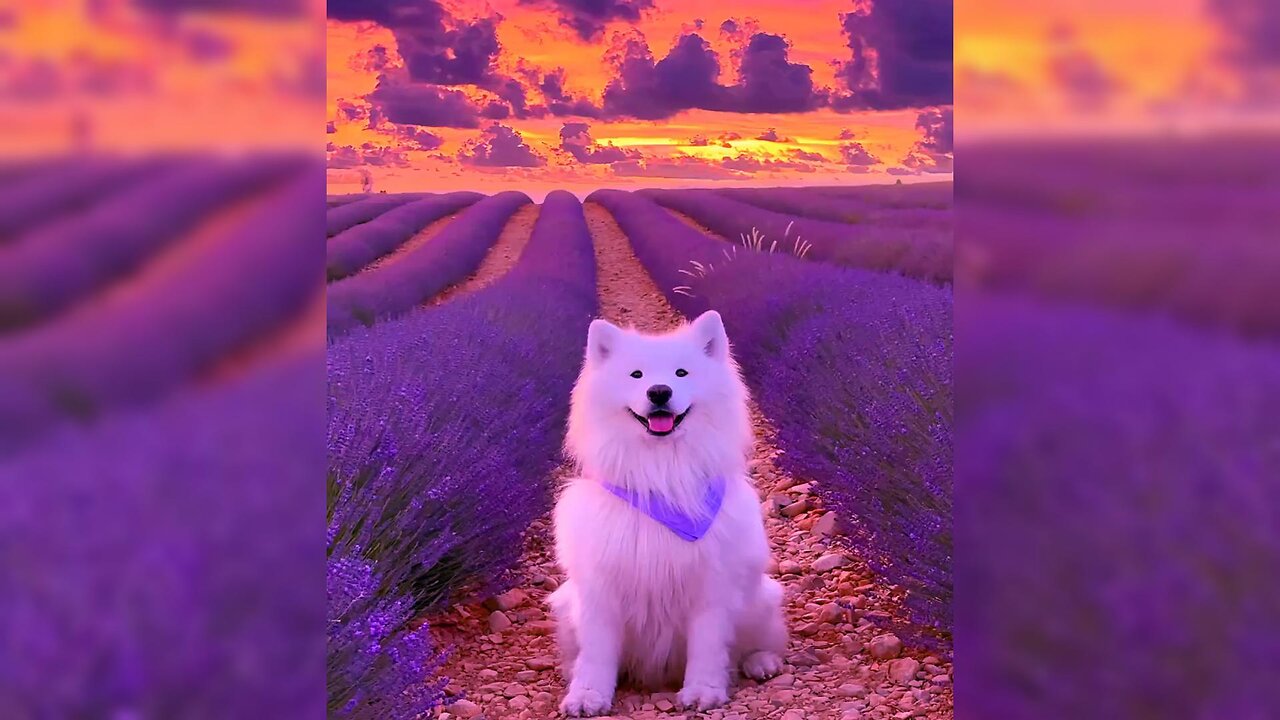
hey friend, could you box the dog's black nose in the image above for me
[646,384,672,406]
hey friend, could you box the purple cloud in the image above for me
[538,67,603,117]
[326,121,336,134]
[610,156,742,180]
[519,0,654,41]
[458,124,546,167]
[394,125,445,150]
[756,128,792,143]
[903,105,952,173]
[329,1,500,86]
[601,31,821,119]
[840,142,882,167]
[834,0,952,110]
[327,143,411,169]
[559,122,637,163]
[365,78,482,128]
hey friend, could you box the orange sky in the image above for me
[325,0,952,194]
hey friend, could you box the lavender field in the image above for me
[0,154,324,716]
[326,182,954,718]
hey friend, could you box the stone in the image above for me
[789,483,813,495]
[504,682,527,697]
[766,558,779,575]
[527,620,557,636]
[770,673,795,687]
[778,559,803,576]
[449,699,481,718]
[772,690,796,706]
[836,682,866,698]
[487,610,512,632]
[781,498,813,518]
[515,670,537,682]
[930,674,951,685]
[789,650,821,667]
[812,553,850,572]
[783,710,807,720]
[509,695,530,709]
[526,656,556,671]
[797,621,822,636]
[889,658,920,684]
[818,602,846,624]
[484,588,528,611]
[812,511,838,536]
[478,668,498,679]
[841,711,863,720]
[868,633,903,660]
[655,699,674,711]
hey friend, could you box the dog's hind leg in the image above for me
[737,575,787,680]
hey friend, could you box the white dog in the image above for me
[549,310,788,716]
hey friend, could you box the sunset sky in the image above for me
[325,0,955,194]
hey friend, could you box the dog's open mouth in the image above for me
[629,407,690,436]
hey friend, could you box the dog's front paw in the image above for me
[560,686,612,717]
[676,683,729,711]
[742,650,784,680]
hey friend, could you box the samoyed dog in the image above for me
[549,310,788,716]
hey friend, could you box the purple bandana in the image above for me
[602,476,727,542]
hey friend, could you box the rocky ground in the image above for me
[429,203,953,719]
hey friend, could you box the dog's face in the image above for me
[574,311,739,440]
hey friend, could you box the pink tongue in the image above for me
[648,414,675,433]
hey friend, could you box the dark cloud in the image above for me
[834,0,952,110]
[840,142,882,167]
[458,124,546,167]
[789,149,826,162]
[887,166,916,176]
[394,125,445,150]
[601,31,820,119]
[1047,26,1119,112]
[329,1,501,86]
[335,98,367,122]
[364,45,392,73]
[482,101,511,120]
[915,105,953,154]
[518,0,654,41]
[756,128,792,143]
[720,154,815,172]
[327,143,411,169]
[326,121,336,134]
[537,67,603,117]
[838,127,858,140]
[365,77,482,128]
[733,33,821,112]
[903,105,952,173]
[1210,0,1280,66]
[610,156,743,180]
[559,122,637,164]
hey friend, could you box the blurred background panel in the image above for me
[955,1,1279,718]
[0,1,326,717]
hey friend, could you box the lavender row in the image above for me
[0,155,306,333]
[326,192,483,280]
[718,185,952,230]
[326,193,429,237]
[0,163,323,457]
[328,192,598,717]
[956,292,1280,717]
[639,187,952,284]
[0,351,325,717]
[591,189,952,645]
[326,191,529,337]
[0,157,181,241]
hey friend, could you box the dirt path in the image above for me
[429,203,540,305]
[432,202,953,720]
[358,211,462,275]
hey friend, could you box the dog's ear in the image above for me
[690,310,729,360]
[586,318,620,361]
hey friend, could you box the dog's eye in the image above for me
[675,368,688,377]
[630,370,643,379]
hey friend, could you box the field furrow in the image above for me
[429,203,540,306]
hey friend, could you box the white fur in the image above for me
[551,310,788,716]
